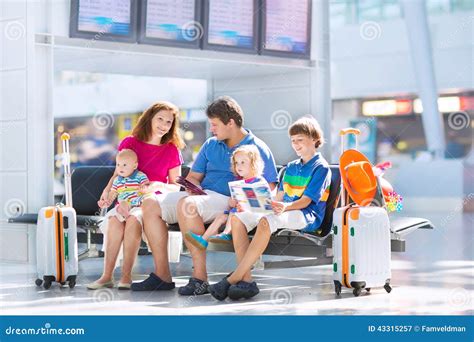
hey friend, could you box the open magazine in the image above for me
[228,179,273,214]
[175,176,207,195]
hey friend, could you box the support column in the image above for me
[401,0,446,158]
[311,0,332,161]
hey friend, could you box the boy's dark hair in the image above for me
[289,116,325,148]
[206,96,244,127]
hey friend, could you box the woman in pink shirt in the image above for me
[87,101,184,290]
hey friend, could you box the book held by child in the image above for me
[228,179,273,214]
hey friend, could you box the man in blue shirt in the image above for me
[131,96,278,294]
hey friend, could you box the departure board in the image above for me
[204,0,258,53]
[70,0,137,42]
[142,0,201,47]
[262,0,311,57]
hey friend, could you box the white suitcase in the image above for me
[35,133,78,289]
[332,205,392,296]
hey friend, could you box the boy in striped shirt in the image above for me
[105,149,151,221]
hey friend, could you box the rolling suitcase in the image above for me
[332,205,392,296]
[332,128,392,296]
[35,133,78,289]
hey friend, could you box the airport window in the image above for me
[381,0,401,19]
[330,0,356,28]
[451,0,474,11]
[426,0,451,13]
[330,0,402,27]
[357,0,383,22]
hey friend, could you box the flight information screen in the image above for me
[144,0,198,42]
[77,0,132,36]
[207,0,255,49]
[263,0,310,55]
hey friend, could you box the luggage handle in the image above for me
[339,128,360,154]
[339,128,361,136]
[339,128,360,206]
[61,133,73,208]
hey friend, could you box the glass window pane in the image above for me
[451,0,474,11]
[330,0,355,28]
[382,0,401,19]
[426,0,451,14]
[358,0,382,22]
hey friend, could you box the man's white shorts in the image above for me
[157,190,230,224]
[234,210,308,234]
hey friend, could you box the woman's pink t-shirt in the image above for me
[118,136,183,183]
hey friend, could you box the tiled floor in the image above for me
[1,211,472,315]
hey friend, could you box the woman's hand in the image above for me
[271,200,287,215]
[98,198,111,209]
[98,190,111,208]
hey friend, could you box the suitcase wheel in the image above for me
[353,288,362,297]
[35,279,43,287]
[43,276,54,289]
[60,282,66,286]
[384,283,392,293]
[334,281,342,296]
[67,275,76,289]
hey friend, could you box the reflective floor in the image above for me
[1,211,472,315]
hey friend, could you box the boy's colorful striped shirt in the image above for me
[279,153,332,233]
[112,170,149,206]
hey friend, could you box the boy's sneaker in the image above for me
[208,233,232,244]
[131,273,175,291]
[228,281,260,300]
[178,277,209,296]
[185,231,208,250]
[209,278,231,301]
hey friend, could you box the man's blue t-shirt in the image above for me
[278,153,332,233]
[191,130,278,197]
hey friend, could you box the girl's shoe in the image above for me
[208,233,232,244]
[185,231,208,250]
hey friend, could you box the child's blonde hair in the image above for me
[289,116,325,148]
[231,145,264,177]
[116,149,138,162]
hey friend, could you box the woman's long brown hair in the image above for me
[132,101,185,149]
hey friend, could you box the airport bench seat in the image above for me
[8,165,434,264]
